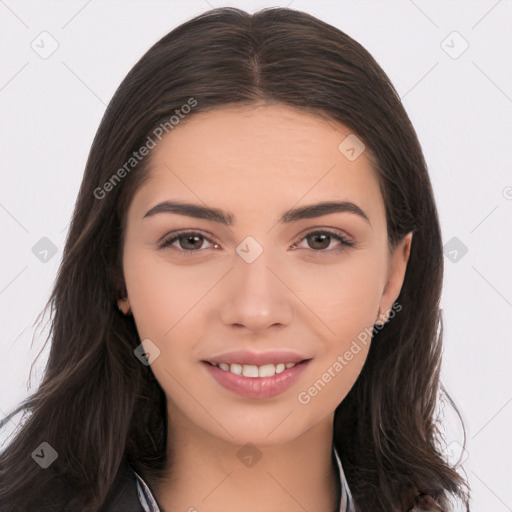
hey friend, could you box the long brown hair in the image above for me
[0,7,470,511]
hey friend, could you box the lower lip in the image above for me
[203,360,311,399]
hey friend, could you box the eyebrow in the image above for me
[143,200,371,227]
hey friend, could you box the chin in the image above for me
[198,406,317,448]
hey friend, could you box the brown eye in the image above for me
[159,231,218,253]
[293,230,355,254]
[176,233,205,250]
[307,232,332,250]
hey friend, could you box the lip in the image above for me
[202,359,312,399]
[205,349,311,366]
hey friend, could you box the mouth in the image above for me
[204,359,310,378]
[201,358,312,399]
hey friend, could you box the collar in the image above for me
[133,445,354,512]
[333,446,355,512]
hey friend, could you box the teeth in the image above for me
[229,363,242,375]
[275,363,285,374]
[242,364,259,377]
[258,364,275,377]
[213,361,298,377]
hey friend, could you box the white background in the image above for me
[1,1,511,510]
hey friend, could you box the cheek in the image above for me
[290,252,384,401]
[123,248,218,340]
[293,262,380,414]
[292,250,385,334]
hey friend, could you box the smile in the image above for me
[203,359,311,399]
[209,361,298,378]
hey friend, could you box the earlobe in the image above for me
[117,297,132,315]
[374,307,387,326]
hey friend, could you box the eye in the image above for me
[158,229,355,256]
[158,231,219,254]
[291,230,355,254]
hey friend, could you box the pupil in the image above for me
[309,233,329,250]
[182,235,201,250]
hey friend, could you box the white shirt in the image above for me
[133,446,355,512]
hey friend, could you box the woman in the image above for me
[0,6,470,511]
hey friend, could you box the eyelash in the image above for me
[158,229,355,256]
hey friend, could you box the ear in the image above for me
[376,232,413,325]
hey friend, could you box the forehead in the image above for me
[128,103,385,225]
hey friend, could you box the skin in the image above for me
[118,103,412,512]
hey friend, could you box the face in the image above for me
[119,103,412,447]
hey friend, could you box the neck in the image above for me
[149,413,340,512]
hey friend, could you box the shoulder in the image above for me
[0,464,143,512]
[100,463,144,512]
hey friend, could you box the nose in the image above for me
[219,248,294,333]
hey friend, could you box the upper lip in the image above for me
[205,349,312,366]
